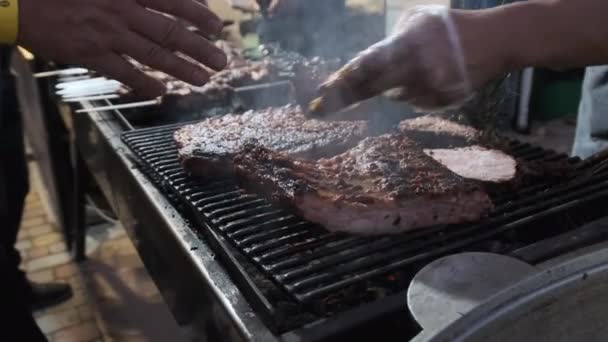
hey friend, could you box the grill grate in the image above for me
[123,125,608,333]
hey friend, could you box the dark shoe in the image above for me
[27,281,73,311]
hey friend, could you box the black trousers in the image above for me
[0,47,46,341]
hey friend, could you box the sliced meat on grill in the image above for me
[119,55,282,115]
[399,116,523,183]
[424,146,517,183]
[399,115,482,148]
[175,105,369,179]
[233,134,494,235]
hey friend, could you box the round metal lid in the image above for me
[412,248,608,342]
[407,252,536,333]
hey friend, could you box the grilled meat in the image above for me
[233,134,493,235]
[398,115,518,183]
[398,114,481,148]
[424,146,517,183]
[118,51,282,115]
[175,105,369,178]
[208,60,278,88]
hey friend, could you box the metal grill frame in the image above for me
[122,123,608,334]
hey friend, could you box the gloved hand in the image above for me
[311,5,504,114]
[18,0,226,98]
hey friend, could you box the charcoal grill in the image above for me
[53,59,608,341]
[118,118,608,340]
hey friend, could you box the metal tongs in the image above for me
[306,67,364,117]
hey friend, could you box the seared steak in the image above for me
[233,134,493,234]
[175,105,369,178]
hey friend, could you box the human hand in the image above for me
[310,5,505,115]
[18,0,227,98]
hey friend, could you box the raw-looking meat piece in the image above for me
[424,146,517,183]
[233,134,494,235]
[175,105,369,178]
[399,116,517,183]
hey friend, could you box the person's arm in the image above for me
[311,0,608,115]
[15,0,227,98]
[456,0,608,87]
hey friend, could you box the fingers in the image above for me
[115,31,211,86]
[88,54,165,98]
[128,7,227,70]
[137,0,223,36]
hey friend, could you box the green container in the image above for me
[531,69,583,120]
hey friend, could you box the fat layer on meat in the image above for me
[233,134,493,235]
[399,115,518,183]
[175,105,369,178]
[424,146,517,183]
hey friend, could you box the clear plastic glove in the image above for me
[18,0,226,98]
[311,5,478,114]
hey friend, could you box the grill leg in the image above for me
[72,152,87,262]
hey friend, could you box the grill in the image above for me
[122,122,608,336]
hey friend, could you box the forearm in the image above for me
[453,0,608,73]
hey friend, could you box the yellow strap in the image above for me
[0,0,18,44]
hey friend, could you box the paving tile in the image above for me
[77,305,95,321]
[28,269,55,283]
[69,274,85,290]
[49,241,68,254]
[22,216,46,228]
[35,308,80,334]
[28,224,55,237]
[17,229,29,240]
[28,246,50,259]
[34,297,77,318]
[56,264,78,279]
[26,197,41,206]
[25,252,71,272]
[23,206,46,219]
[32,232,63,247]
[71,289,90,306]
[27,200,43,209]
[15,239,32,251]
[51,320,101,342]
